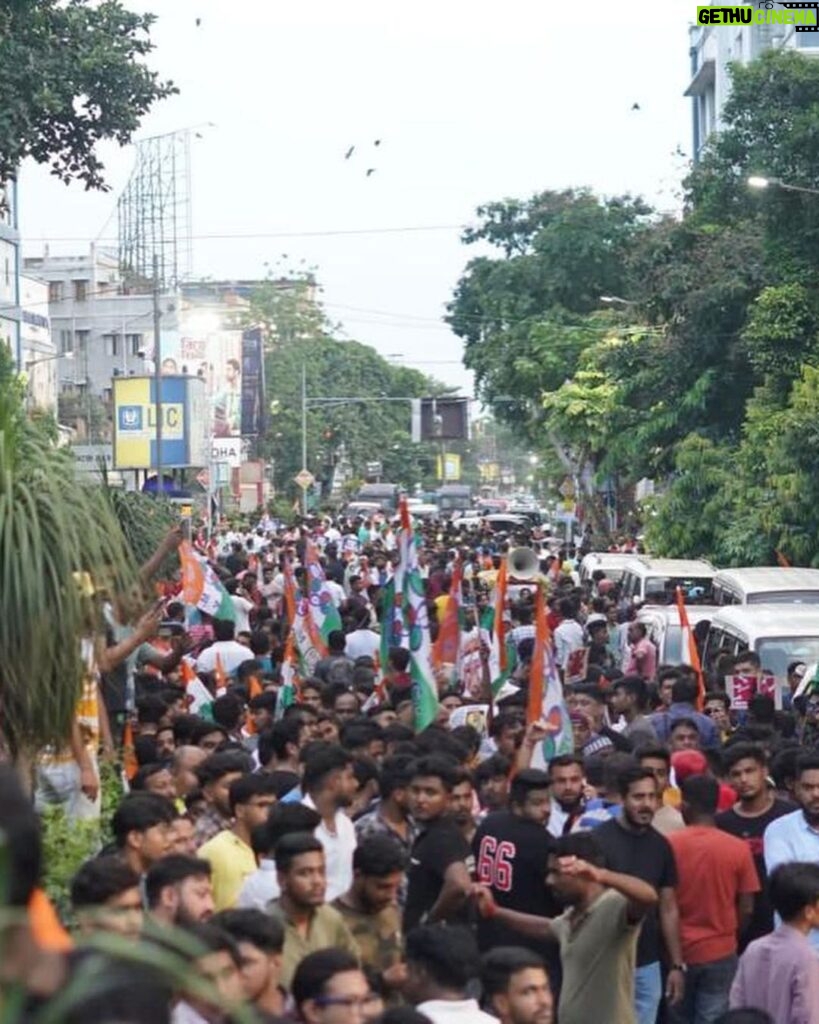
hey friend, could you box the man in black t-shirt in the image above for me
[591,763,684,1024]
[403,755,473,932]
[473,769,561,991]
[716,742,795,948]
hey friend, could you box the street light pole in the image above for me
[748,175,819,197]
[153,254,163,497]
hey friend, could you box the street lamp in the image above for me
[747,175,819,197]
[25,350,73,369]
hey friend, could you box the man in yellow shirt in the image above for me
[199,774,278,910]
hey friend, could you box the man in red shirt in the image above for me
[667,774,759,1024]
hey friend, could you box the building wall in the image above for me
[23,245,175,400]
[20,274,56,411]
[687,11,819,160]
[0,181,21,365]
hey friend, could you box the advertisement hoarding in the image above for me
[113,375,208,469]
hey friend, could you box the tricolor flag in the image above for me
[275,633,301,720]
[528,585,573,768]
[179,541,235,622]
[180,657,214,718]
[488,561,517,698]
[305,539,343,648]
[395,499,438,732]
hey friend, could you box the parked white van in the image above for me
[703,605,819,678]
[620,557,717,606]
[712,567,819,606]
[637,605,719,667]
[579,552,634,586]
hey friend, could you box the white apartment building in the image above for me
[23,245,176,401]
[20,274,57,411]
[686,6,819,160]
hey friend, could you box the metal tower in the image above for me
[117,128,193,291]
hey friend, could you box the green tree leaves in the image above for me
[0,0,175,189]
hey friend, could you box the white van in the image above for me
[703,605,819,678]
[620,557,717,606]
[712,567,819,606]
[637,604,719,667]
[579,552,634,586]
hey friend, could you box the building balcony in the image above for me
[685,57,716,96]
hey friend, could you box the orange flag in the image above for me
[676,585,705,710]
[247,673,263,699]
[122,719,138,782]
[180,658,197,687]
[432,558,462,673]
[494,559,509,676]
[527,585,549,726]
[214,652,228,694]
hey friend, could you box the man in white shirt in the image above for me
[553,598,584,670]
[301,746,358,902]
[226,580,255,635]
[407,923,498,1024]
[195,620,255,676]
[345,611,381,662]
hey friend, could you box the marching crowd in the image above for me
[5,510,819,1024]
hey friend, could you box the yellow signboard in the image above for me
[113,376,186,469]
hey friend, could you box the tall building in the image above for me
[686,9,819,160]
[0,181,21,365]
[20,274,57,411]
[23,245,168,403]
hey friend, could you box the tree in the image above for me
[447,189,652,441]
[0,343,139,757]
[0,0,175,190]
[246,278,451,497]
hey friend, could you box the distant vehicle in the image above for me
[620,556,717,606]
[638,604,719,667]
[406,503,440,521]
[354,483,400,511]
[507,506,543,527]
[478,498,508,514]
[712,567,819,606]
[703,604,819,678]
[344,501,382,518]
[579,552,635,586]
[484,513,530,534]
[437,484,472,512]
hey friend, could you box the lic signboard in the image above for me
[113,375,207,469]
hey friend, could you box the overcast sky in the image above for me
[21,0,694,392]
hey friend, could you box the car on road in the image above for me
[620,556,717,606]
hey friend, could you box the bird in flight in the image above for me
[344,145,355,160]
[366,168,376,177]
[374,139,382,147]
[195,17,201,26]
[631,102,640,110]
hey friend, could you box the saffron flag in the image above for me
[676,585,705,710]
[528,585,573,768]
[122,720,138,782]
[179,541,235,622]
[432,558,463,686]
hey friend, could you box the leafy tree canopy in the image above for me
[0,0,175,190]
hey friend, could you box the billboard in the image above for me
[113,375,208,469]
[240,327,264,436]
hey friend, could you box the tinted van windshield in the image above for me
[748,591,819,605]
[643,577,714,604]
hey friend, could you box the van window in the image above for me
[704,627,726,671]
[757,637,819,677]
[747,591,819,605]
[662,625,684,664]
[622,573,638,600]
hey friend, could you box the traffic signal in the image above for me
[411,398,470,442]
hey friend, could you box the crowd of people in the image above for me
[5,509,819,1024]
